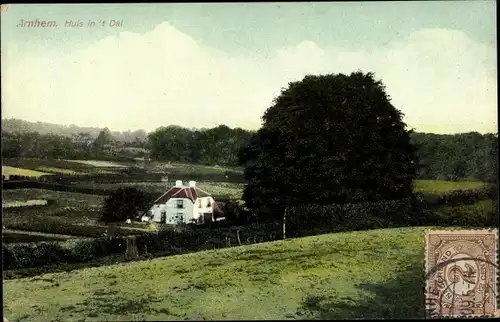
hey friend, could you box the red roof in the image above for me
[154,186,211,204]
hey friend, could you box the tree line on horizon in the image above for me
[2,122,497,183]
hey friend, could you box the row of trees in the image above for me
[1,128,146,160]
[147,125,254,165]
[2,72,497,184]
[1,118,149,143]
[412,132,498,182]
[3,124,496,182]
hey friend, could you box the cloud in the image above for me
[1,23,497,133]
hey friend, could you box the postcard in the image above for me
[1,2,497,320]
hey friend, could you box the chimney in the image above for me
[188,181,196,188]
[175,180,183,187]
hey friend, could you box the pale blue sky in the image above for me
[3,2,496,54]
[1,2,497,133]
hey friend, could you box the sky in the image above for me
[1,2,497,134]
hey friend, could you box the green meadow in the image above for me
[3,227,427,321]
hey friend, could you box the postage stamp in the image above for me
[425,229,499,318]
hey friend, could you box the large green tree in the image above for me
[147,125,193,162]
[239,71,418,219]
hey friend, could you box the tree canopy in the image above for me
[100,187,150,223]
[239,71,419,218]
[93,128,114,148]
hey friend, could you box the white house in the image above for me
[141,180,222,225]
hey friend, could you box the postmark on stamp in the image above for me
[424,229,499,318]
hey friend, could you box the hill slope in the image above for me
[1,118,149,142]
[4,227,428,320]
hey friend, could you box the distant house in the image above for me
[141,180,223,225]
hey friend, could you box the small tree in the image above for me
[93,128,114,149]
[100,187,149,224]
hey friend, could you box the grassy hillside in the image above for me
[3,227,428,321]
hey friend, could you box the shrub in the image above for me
[5,244,37,269]
[32,242,68,267]
[421,200,497,228]
[285,198,417,237]
[70,241,96,262]
[100,187,150,223]
[416,185,495,208]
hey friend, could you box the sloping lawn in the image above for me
[4,227,428,321]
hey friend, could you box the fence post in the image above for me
[126,236,139,259]
[283,206,288,240]
[236,229,242,245]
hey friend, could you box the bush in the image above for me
[32,242,68,267]
[100,187,150,223]
[3,236,131,271]
[416,185,495,208]
[419,200,498,228]
[69,240,98,262]
[284,198,417,237]
[3,242,69,270]
[5,244,37,269]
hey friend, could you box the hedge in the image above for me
[3,187,497,272]
[284,197,419,238]
[416,184,497,208]
[2,222,281,271]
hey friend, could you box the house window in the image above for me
[161,211,166,223]
[206,199,211,207]
[177,200,184,209]
[198,200,202,208]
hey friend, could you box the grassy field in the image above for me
[2,230,75,244]
[3,227,427,321]
[413,179,487,193]
[36,166,81,175]
[64,160,130,168]
[2,199,48,208]
[2,158,124,176]
[2,189,106,230]
[3,158,98,170]
[2,189,105,210]
[150,161,243,174]
[2,166,52,178]
[78,181,245,199]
